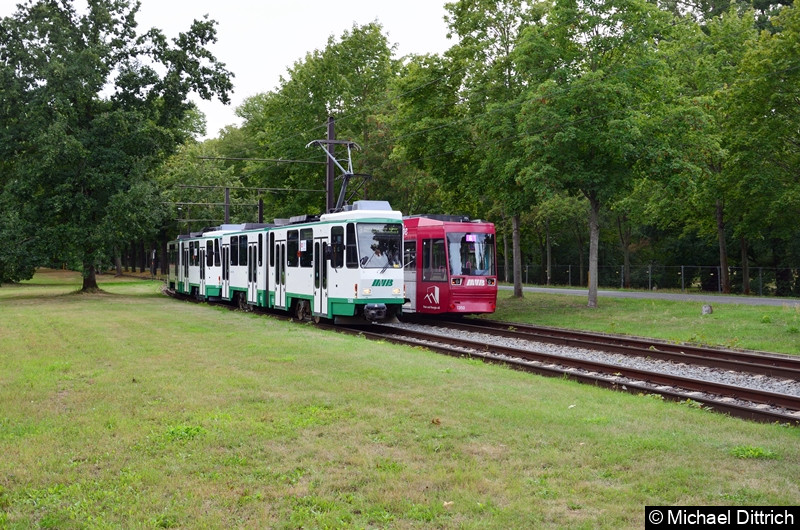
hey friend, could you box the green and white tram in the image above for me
[167,201,404,323]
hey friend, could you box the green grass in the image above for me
[490,292,800,354]
[0,270,798,528]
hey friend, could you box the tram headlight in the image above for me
[363,288,372,295]
[392,287,401,295]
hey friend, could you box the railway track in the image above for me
[342,321,800,426]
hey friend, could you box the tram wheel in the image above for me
[295,300,309,321]
[238,292,249,311]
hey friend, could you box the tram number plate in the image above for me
[456,305,467,311]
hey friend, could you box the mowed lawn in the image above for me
[0,270,798,528]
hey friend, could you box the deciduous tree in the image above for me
[0,0,232,289]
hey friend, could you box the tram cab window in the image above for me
[422,238,447,281]
[447,232,496,276]
[287,230,299,267]
[356,223,402,269]
[331,226,344,269]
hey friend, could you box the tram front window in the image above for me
[447,232,496,276]
[357,223,403,269]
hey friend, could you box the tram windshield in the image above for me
[357,223,403,269]
[447,232,496,276]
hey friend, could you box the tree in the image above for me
[727,2,800,294]
[387,53,476,215]
[517,0,673,307]
[0,0,232,290]
[444,0,542,297]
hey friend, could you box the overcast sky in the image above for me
[1,0,454,139]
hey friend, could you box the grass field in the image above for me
[1,270,798,528]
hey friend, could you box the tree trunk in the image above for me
[503,215,510,284]
[617,213,631,289]
[512,214,523,298]
[139,240,146,273]
[545,219,552,286]
[114,249,123,277]
[587,192,600,308]
[82,263,99,291]
[716,199,730,294]
[740,236,750,295]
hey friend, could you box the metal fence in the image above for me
[498,264,800,296]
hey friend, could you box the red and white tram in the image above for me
[402,215,497,315]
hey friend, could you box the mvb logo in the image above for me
[465,279,486,286]
[371,279,394,287]
[424,286,440,305]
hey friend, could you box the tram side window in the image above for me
[230,237,238,266]
[214,239,221,267]
[258,233,263,267]
[300,228,313,267]
[269,233,275,267]
[345,223,358,268]
[422,238,447,282]
[404,242,416,270]
[239,236,248,266]
[206,241,213,267]
[331,226,344,269]
[287,230,299,267]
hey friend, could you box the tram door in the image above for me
[199,247,206,296]
[182,243,189,294]
[313,235,329,317]
[403,240,418,312]
[274,238,286,309]
[178,242,185,293]
[221,243,230,299]
[247,241,258,305]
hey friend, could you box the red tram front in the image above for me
[402,215,497,315]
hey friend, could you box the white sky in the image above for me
[2,0,454,139]
[139,1,454,139]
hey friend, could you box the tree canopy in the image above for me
[0,0,232,288]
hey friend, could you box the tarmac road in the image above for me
[499,285,800,307]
